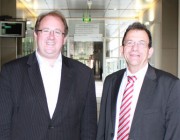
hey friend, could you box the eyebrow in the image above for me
[125,40,146,42]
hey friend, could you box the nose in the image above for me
[48,30,55,38]
[131,42,138,50]
[49,30,55,35]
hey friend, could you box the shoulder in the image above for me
[0,54,34,81]
[151,66,179,81]
[1,53,32,71]
[105,69,126,81]
[147,65,179,89]
[103,69,126,87]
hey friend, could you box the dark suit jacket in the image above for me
[97,64,180,140]
[0,52,97,140]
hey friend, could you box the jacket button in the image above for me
[48,125,55,129]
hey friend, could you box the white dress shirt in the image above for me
[113,64,148,140]
[36,51,62,118]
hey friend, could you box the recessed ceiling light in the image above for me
[144,21,150,25]
[25,0,32,2]
[145,0,154,2]
[27,21,32,25]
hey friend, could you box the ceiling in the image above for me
[16,0,159,39]
[17,0,158,20]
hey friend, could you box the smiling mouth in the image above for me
[46,42,55,45]
[130,54,139,57]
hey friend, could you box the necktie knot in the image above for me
[127,76,137,83]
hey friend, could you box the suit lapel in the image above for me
[111,69,126,133]
[129,65,157,136]
[27,53,50,117]
[52,56,73,120]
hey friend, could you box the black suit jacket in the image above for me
[97,65,180,140]
[0,52,97,140]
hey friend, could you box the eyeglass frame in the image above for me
[123,40,149,48]
[36,28,65,37]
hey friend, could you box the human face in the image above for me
[121,29,153,73]
[34,15,67,60]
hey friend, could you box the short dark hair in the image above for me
[122,22,152,48]
[34,10,68,36]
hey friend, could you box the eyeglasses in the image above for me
[124,40,148,48]
[37,28,65,37]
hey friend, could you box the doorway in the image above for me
[93,42,103,80]
[68,41,103,81]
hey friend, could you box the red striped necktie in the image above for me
[117,76,137,140]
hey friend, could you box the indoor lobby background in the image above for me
[0,0,180,116]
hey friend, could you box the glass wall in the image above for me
[66,19,138,80]
[104,20,137,78]
[21,21,35,57]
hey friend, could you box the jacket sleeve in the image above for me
[96,77,110,140]
[0,65,13,140]
[164,79,180,140]
[81,70,97,140]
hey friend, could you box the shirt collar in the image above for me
[35,50,62,67]
[126,63,148,79]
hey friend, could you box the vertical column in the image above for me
[178,0,180,77]
[161,0,178,76]
[0,0,1,69]
[0,0,17,68]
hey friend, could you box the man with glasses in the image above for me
[0,11,97,140]
[97,22,180,140]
